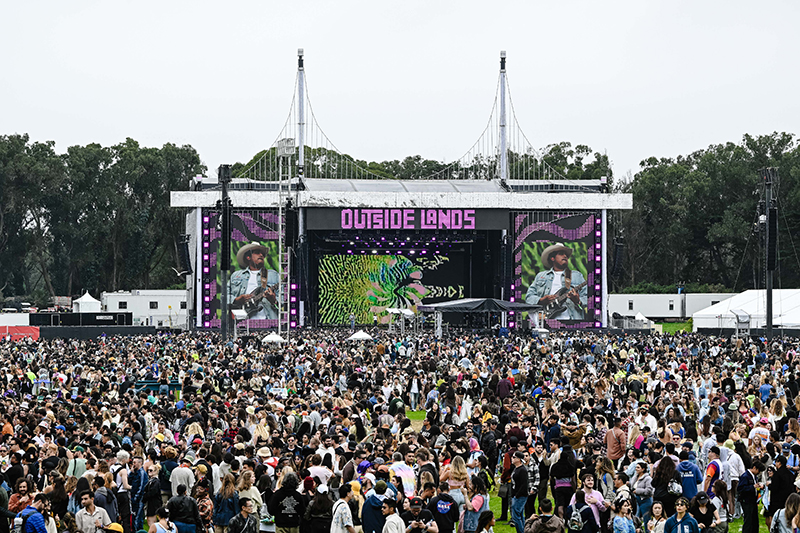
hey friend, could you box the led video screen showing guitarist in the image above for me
[228,241,279,320]
[524,242,587,321]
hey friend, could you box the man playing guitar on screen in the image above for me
[228,242,279,320]
[524,243,587,320]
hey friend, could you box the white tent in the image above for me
[692,289,800,331]
[72,292,101,313]
[347,330,373,341]
[262,333,286,343]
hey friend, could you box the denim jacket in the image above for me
[525,269,587,319]
[228,268,279,319]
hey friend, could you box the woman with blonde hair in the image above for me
[275,466,296,490]
[769,398,786,427]
[236,471,262,509]
[441,455,470,514]
[184,421,205,440]
[142,463,163,527]
[628,424,642,449]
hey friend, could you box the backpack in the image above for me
[568,505,585,532]
[14,509,39,533]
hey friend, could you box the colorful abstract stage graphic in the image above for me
[318,254,465,325]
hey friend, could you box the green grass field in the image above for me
[407,410,426,422]
[658,321,691,334]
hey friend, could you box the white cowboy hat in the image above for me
[540,243,572,269]
[236,242,268,267]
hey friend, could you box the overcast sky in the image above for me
[3,1,798,180]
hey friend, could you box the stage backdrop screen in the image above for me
[513,212,601,329]
[200,210,282,329]
[317,254,466,325]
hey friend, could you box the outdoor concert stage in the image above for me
[172,178,631,331]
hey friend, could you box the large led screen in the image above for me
[200,211,282,329]
[514,212,601,329]
[318,254,466,325]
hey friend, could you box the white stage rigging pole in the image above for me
[499,51,508,182]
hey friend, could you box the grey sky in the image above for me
[3,1,798,180]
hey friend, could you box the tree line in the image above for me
[611,132,800,294]
[0,135,204,306]
[1,132,798,306]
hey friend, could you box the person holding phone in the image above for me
[400,497,439,533]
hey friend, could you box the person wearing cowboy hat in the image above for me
[524,242,587,320]
[228,241,279,320]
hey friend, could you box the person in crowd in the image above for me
[143,464,164,528]
[664,497,699,533]
[148,507,177,533]
[610,499,635,533]
[772,492,800,533]
[708,480,728,533]
[475,511,495,533]
[524,499,564,533]
[212,475,239,533]
[565,490,598,533]
[399,496,438,533]
[737,461,765,533]
[380,498,405,533]
[688,492,719,532]
[647,501,667,533]
[166,484,203,533]
[510,451,529,533]
[331,483,356,533]
[227,498,258,533]
[766,454,796,529]
[630,462,652,522]
[428,482,459,533]
[15,493,49,533]
[75,491,112,533]
[649,456,681,517]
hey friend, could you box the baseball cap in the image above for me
[409,497,423,508]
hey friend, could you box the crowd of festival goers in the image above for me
[0,329,798,533]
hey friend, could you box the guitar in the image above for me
[242,282,279,318]
[543,281,588,319]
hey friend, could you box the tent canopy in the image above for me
[347,330,373,341]
[262,333,286,343]
[692,289,800,330]
[73,292,101,313]
[418,298,540,313]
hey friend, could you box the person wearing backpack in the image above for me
[14,493,48,533]
[566,490,599,533]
